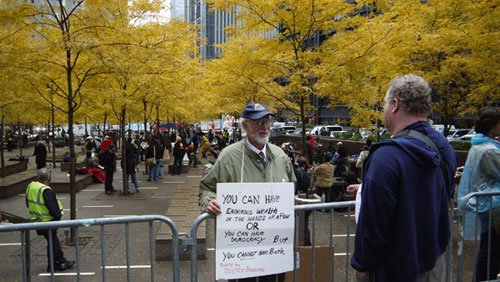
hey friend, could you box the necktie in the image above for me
[258,151,266,163]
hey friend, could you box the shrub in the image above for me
[338,132,352,140]
[352,132,363,141]
[367,133,390,141]
[450,141,471,151]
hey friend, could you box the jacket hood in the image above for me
[472,133,500,149]
[372,122,441,169]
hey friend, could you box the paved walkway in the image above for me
[0,145,208,281]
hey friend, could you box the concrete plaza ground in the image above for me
[0,145,208,281]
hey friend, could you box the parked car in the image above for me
[447,129,471,142]
[310,125,346,136]
[282,126,296,134]
[328,126,347,137]
[459,129,476,141]
[270,127,286,143]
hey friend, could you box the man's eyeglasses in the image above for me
[248,119,273,127]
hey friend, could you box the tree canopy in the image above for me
[0,0,497,129]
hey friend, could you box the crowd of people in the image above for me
[77,126,243,194]
[5,73,498,280]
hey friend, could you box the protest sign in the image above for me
[215,182,295,280]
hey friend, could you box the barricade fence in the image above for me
[455,191,500,282]
[0,215,180,282]
[189,201,357,282]
[1,191,498,282]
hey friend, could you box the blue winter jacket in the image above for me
[351,121,457,281]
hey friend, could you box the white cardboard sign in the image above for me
[215,182,295,280]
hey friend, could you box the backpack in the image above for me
[330,152,340,165]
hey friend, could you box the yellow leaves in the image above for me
[0,0,203,124]
[2,0,496,126]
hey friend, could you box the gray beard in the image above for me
[248,132,268,146]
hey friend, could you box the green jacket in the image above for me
[26,181,63,222]
[199,139,297,211]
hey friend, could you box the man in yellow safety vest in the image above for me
[26,168,74,272]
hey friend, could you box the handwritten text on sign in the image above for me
[215,182,294,280]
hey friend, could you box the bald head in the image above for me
[36,168,50,183]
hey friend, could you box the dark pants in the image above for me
[229,273,285,282]
[316,187,332,203]
[39,229,65,266]
[475,226,500,281]
[303,210,312,246]
[105,170,115,192]
[173,157,182,175]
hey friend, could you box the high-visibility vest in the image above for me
[26,181,63,222]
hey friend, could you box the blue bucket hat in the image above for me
[242,103,275,120]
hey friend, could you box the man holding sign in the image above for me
[200,103,296,282]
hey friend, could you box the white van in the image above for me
[310,125,346,136]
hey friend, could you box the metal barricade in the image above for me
[0,215,180,282]
[455,191,500,282]
[188,201,356,282]
[4,193,494,282]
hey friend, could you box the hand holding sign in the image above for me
[206,198,221,215]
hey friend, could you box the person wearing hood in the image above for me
[458,106,500,281]
[351,75,457,281]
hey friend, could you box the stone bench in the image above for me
[155,184,206,261]
[60,161,86,172]
[0,170,36,199]
[49,174,94,194]
[1,160,28,177]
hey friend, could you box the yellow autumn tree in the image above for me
[20,0,190,223]
[205,0,368,149]
[0,0,40,170]
[202,33,283,118]
[387,0,499,134]
[318,0,498,135]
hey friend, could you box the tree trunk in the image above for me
[155,103,160,136]
[84,116,88,136]
[46,117,50,153]
[51,105,56,168]
[65,46,77,242]
[103,113,108,136]
[0,112,5,177]
[300,96,307,156]
[120,105,127,194]
[142,98,149,174]
[17,119,23,157]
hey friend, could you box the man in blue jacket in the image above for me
[351,74,457,281]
